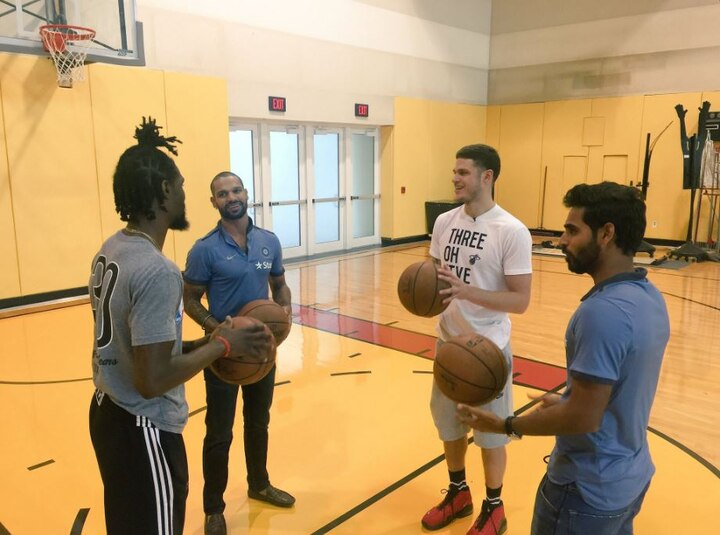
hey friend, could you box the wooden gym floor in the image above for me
[0,241,718,534]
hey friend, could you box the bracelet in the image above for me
[214,335,231,358]
[200,314,214,330]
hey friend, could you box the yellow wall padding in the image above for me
[2,54,101,295]
[164,71,231,268]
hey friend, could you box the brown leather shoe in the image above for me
[204,513,227,535]
[248,484,296,507]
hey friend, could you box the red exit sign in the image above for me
[355,103,369,118]
[268,96,287,112]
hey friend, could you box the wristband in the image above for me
[214,335,231,358]
[200,314,214,330]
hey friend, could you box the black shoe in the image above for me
[248,484,296,508]
[204,513,227,535]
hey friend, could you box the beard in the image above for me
[220,201,247,220]
[169,206,190,231]
[562,240,600,274]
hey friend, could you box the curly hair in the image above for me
[563,182,646,255]
[113,117,183,222]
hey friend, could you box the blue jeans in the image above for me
[202,365,276,514]
[531,474,649,535]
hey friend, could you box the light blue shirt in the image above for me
[548,268,670,510]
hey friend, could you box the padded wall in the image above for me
[2,54,100,295]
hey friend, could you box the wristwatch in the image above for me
[505,415,522,440]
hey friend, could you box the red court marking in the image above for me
[294,305,566,392]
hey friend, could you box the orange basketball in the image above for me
[210,316,277,385]
[237,299,292,345]
[433,334,508,404]
[397,260,450,317]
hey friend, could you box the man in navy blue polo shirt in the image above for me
[457,182,670,535]
[184,171,295,535]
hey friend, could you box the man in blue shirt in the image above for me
[457,182,670,535]
[184,172,295,535]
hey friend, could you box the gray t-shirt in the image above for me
[89,231,188,433]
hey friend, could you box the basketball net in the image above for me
[39,25,96,88]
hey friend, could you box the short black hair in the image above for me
[456,144,501,182]
[113,117,182,223]
[210,171,243,194]
[563,182,646,255]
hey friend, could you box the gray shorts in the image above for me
[430,339,513,449]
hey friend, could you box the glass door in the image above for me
[229,125,263,226]
[308,127,346,255]
[346,129,380,248]
[262,124,308,258]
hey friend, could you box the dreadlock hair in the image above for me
[563,181,646,255]
[113,117,183,222]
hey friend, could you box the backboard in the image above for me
[0,0,143,65]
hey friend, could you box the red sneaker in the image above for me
[466,500,507,535]
[421,488,473,531]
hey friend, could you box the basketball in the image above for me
[433,334,508,404]
[237,299,292,345]
[210,316,277,385]
[397,260,450,317]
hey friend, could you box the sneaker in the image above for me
[421,488,473,531]
[466,500,507,535]
[204,513,227,535]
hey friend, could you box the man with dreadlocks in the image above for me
[88,117,273,535]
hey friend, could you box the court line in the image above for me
[69,508,89,535]
[648,427,720,478]
[310,396,553,534]
[27,459,54,471]
[0,377,92,385]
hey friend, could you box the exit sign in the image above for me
[268,96,287,112]
[355,103,369,118]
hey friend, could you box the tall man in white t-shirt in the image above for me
[421,144,532,535]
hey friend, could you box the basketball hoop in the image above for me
[39,24,96,88]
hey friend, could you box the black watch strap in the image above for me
[505,415,522,439]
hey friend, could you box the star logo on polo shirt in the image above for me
[256,261,263,269]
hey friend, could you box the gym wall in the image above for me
[380,98,486,240]
[0,53,230,301]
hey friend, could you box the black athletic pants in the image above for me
[89,390,189,535]
[202,364,276,514]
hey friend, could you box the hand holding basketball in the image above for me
[212,316,273,360]
[436,265,466,305]
[210,316,276,385]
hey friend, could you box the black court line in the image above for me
[189,406,207,418]
[660,291,720,312]
[310,388,556,533]
[275,380,291,387]
[416,348,431,356]
[69,508,89,535]
[384,321,399,326]
[0,377,92,385]
[412,370,433,374]
[330,371,371,377]
[341,330,359,336]
[347,353,361,358]
[0,520,10,535]
[28,459,54,471]
[310,453,447,534]
[648,427,720,478]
